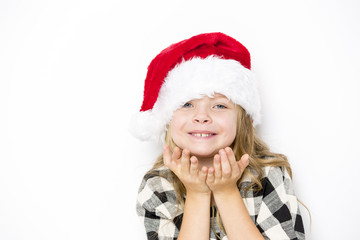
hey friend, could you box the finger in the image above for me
[220,149,231,177]
[225,147,239,174]
[172,146,181,161]
[180,148,190,173]
[190,156,199,175]
[163,144,172,167]
[237,154,250,173]
[199,166,208,182]
[213,154,222,179]
[206,167,215,184]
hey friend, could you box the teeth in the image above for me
[192,133,213,137]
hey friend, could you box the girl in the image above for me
[130,32,305,240]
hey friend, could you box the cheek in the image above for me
[223,114,238,140]
[169,113,187,143]
[170,114,183,133]
[169,124,185,150]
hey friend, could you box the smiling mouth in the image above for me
[189,133,216,137]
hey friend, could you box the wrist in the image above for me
[186,191,212,200]
[212,186,240,199]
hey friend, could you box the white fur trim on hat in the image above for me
[129,56,261,141]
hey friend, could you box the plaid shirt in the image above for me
[137,166,305,240]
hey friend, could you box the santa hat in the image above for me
[130,32,261,141]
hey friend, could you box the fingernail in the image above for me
[183,149,189,156]
[245,155,249,164]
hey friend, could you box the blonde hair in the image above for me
[147,105,293,235]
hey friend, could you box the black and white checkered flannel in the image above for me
[136,166,305,240]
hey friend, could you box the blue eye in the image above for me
[214,104,227,109]
[183,102,193,108]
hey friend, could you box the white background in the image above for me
[1,0,359,239]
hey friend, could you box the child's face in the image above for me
[170,93,237,160]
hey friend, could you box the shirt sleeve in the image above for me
[136,173,183,240]
[254,167,305,240]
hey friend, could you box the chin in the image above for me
[189,149,218,158]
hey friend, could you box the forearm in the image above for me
[214,189,264,240]
[178,192,211,240]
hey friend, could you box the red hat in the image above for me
[130,32,261,141]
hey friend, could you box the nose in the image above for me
[193,108,212,124]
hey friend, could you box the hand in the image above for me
[163,144,210,194]
[206,147,249,195]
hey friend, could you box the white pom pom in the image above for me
[128,110,164,142]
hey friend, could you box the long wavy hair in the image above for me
[147,105,293,235]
